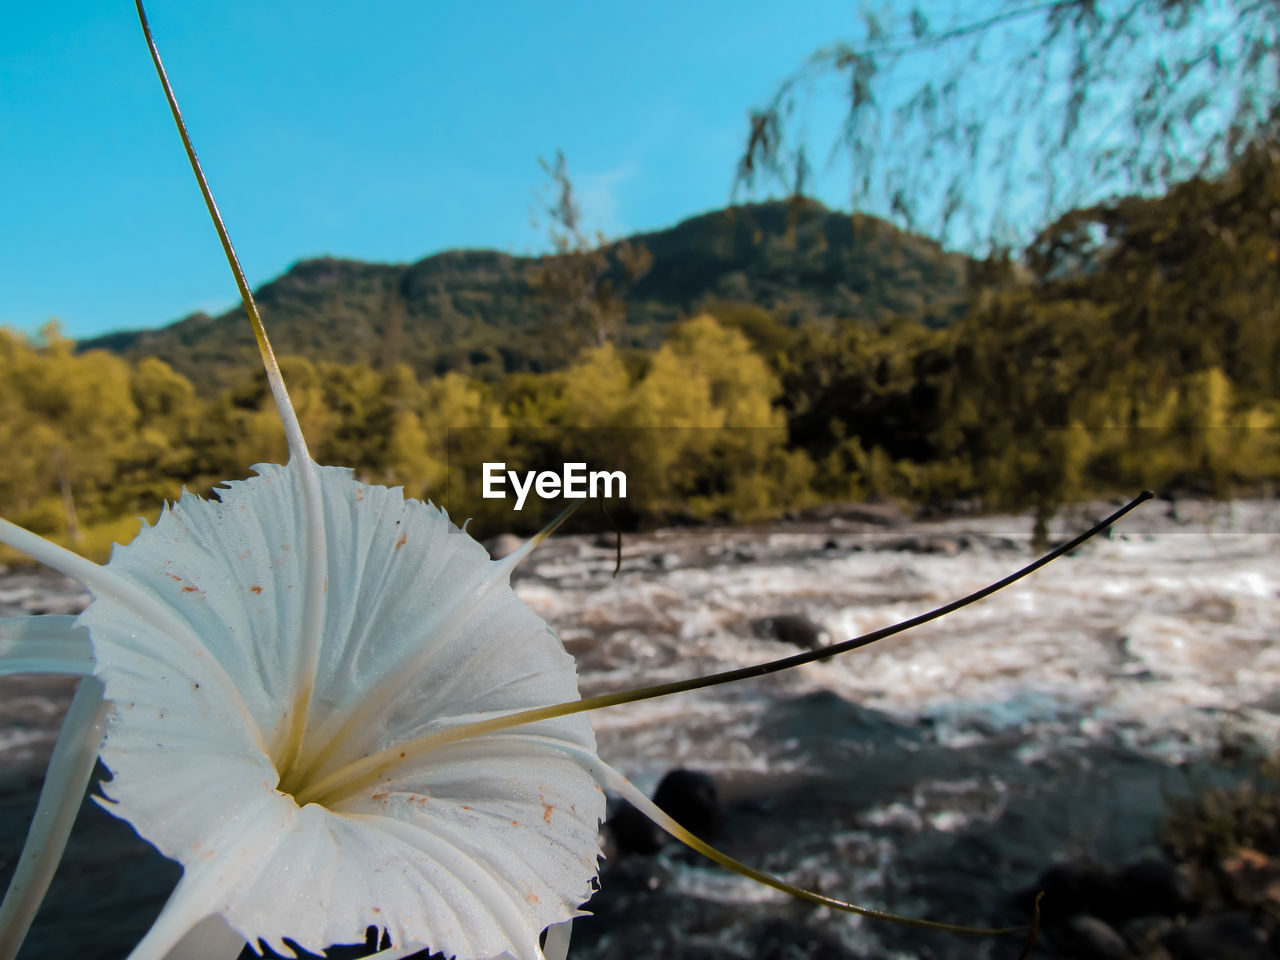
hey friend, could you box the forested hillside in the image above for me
[80,200,969,392]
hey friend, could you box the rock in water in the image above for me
[604,769,719,856]
[753,614,830,650]
[1117,858,1196,918]
[653,769,719,838]
[604,801,664,856]
[1019,860,1123,925]
[1055,915,1131,960]
[1162,913,1270,960]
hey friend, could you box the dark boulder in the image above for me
[1019,860,1124,926]
[1120,914,1176,955]
[604,800,665,856]
[1162,913,1270,960]
[753,614,830,651]
[604,769,719,856]
[1053,915,1132,960]
[1117,859,1197,918]
[653,769,719,838]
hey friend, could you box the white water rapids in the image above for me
[514,498,1279,789]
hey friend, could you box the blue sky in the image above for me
[6,3,1248,342]
[4,2,872,341]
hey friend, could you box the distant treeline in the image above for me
[4,143,1278,559]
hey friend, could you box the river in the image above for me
[1,496,1276,958]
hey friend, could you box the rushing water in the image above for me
[519,499,1279,782]
[0,497,1276,959]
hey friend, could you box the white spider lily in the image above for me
[2,460,602,960]
[0,4,1148,958]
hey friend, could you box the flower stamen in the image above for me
[283,504,580,792]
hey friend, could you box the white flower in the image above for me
[3,458,604,960]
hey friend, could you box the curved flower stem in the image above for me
[155,914,245,960]
[598,760,1024,936]
[0,520,116,594]
[542,921,573,960]
[134,0,328,780]
[1017,893,1044,960]
[0,677,107,960]
[479,734,1029,937]
[0,616,93,678]
[302,491,1153,807]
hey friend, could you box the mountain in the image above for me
[79,199,972,391]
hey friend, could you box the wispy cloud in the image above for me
[575,161,640,239]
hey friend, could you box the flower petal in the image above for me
[121,788,580,960]
[0,676,106,960]
[339,731,604,916]
[121,790,291,960]
[0,520,104,589]
[83,462,604,959]
[0,615,93,677]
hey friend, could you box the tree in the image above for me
[735,0,1279,253]
[527,150,653,354]
[1026,139,1280,404]
[0,324,143,542]
[628,315,811,521]
[929,289,1110,545]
